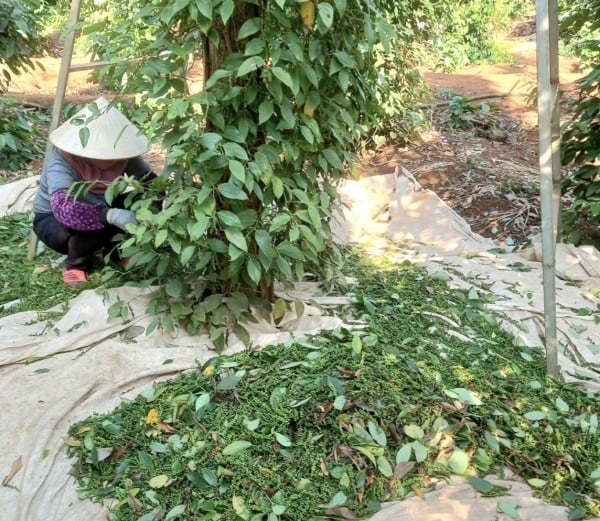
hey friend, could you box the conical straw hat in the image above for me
[49,96,148,159]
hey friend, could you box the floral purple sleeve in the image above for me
[50,189,107,231]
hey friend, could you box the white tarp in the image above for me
[1,170,598,521]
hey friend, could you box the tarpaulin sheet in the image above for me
[1,169,598,520]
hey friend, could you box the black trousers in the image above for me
[33,213,121,270]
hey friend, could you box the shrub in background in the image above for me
[560,0,600,246]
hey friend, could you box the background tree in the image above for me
[0,0,44,92]
[0,0,48,170]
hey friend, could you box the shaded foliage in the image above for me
[560,0,600,246]
[0,0,44,92]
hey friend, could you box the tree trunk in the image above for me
[203,3,260,85]
[201,3,274,300]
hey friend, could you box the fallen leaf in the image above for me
[394,461,415,479]
[85,447,113,463]
[123,325,144,338]
[126,493,144,512]
[468,476,495,494]
[497,500,520,519]
[326,507,360,520]
[157,422,177,434]
[203,364,215,376]
[148,474,171,488]
[411,484,426,500]
[222,440,252,456]
[63,437,81,447]
[320,457,329,476]
[113,442,132,459]
[145,408,160,425]
[2,456,23,486]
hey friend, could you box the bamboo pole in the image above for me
[27,0,82,260]
[535,0,561,379]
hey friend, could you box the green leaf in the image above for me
[223,142,248,161]
[217,211,243,228]
[219,0,235,23]
[246,256,261,286]
[412,441,428,463]
[199,132,223,148]
[272,67,294,89]
[232,496,250,519]
[555,397,570,412]
[222,440,252,456]
[254,229,275,257]
[403,424,424,440]
[568,507,588,521]
[195,393,211,412]
[225,228,248,252]
[180,245,195,266]
[218,182,248,200]
[327,490,347,508]
[237,17,262,40]
[376,455,394,477]
[322,148,343,169]
[148,442,167,453]
[165,279,183,297]
[165,504,186,521]
[202,468,218,486]
[333,395,346,410]
[275,432,292,447]
[368,420,387,447]
[497,500,520,519]
[79,126,90,148]
[396,444,412,463]
[468,477,494,494]
[272,298,287,320]
[244,418,260,431]
[228,159,246,183]
[277,243,304,260]
[269,213,291,232]
[351,334,362,354]
[448,449,469,475]
[484,430,500,453]
[149,474,171,488]
[258,100,274,124]
[317,2,335,28]
[155,229,168,247]
[216,374,242,390]
[272,176,284,199]
[354,445,376,464]
[527,478,547,488]
[300,125,314,144]
[237,56,264,77]
[205,68,231,89]
[244,38,265,56]
[444,388,482,405]
[524,411,546,421]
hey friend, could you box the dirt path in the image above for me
[363,36,583,246]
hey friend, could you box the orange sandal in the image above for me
[62,268,88,289]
